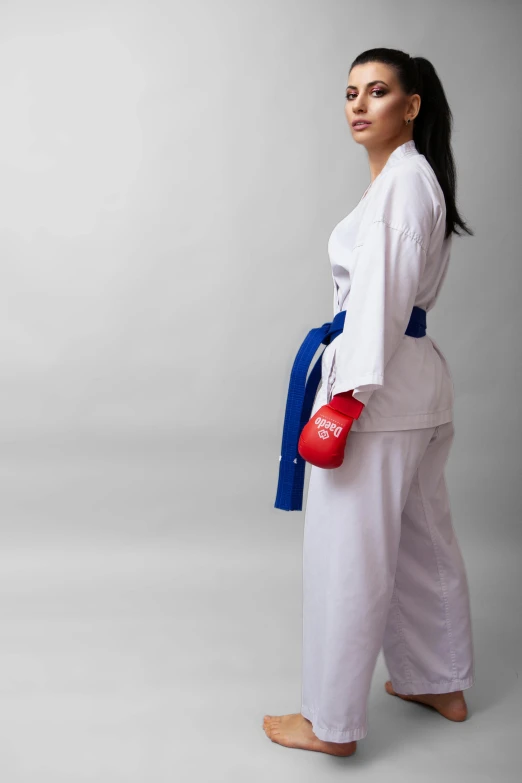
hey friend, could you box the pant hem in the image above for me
[301,704,367,742]
[389,674,475,695]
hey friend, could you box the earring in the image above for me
[405,118,411,124]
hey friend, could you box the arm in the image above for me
[331,168,433,406]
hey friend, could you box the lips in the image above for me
[352,120,372,127]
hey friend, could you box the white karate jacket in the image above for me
[319,139,455,432]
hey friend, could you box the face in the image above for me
[345,62,420,147]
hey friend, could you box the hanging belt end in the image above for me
[274,455,305,512]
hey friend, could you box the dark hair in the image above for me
[350,48,473,240]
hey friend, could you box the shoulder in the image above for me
[368,158,439,247]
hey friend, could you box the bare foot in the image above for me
[384,680,468,721]
[262,712,357,756]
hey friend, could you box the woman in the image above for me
[266,48,476,757]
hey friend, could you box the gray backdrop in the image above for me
[0,0,520,780]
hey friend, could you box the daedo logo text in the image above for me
[315,416,343,438]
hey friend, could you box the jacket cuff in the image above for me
[329,391,365,420]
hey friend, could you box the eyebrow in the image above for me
[346,80,390,90]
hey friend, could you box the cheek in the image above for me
[375,99,402,121]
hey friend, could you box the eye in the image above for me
[345,89,386,100]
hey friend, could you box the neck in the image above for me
[366,133,414,182]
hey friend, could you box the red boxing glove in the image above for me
[298,391,365,469]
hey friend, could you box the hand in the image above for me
[297,404,354,469]
[297,392,365,469]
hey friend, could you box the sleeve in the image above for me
[330,169,433,406]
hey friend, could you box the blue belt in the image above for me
[274,305,427,511]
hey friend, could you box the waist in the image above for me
[329,305,427,343]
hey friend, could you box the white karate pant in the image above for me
[300,420,475,743]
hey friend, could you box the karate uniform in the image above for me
[300,140,475,742]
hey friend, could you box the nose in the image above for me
[352,99,366,112]
[350,104,366,118]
